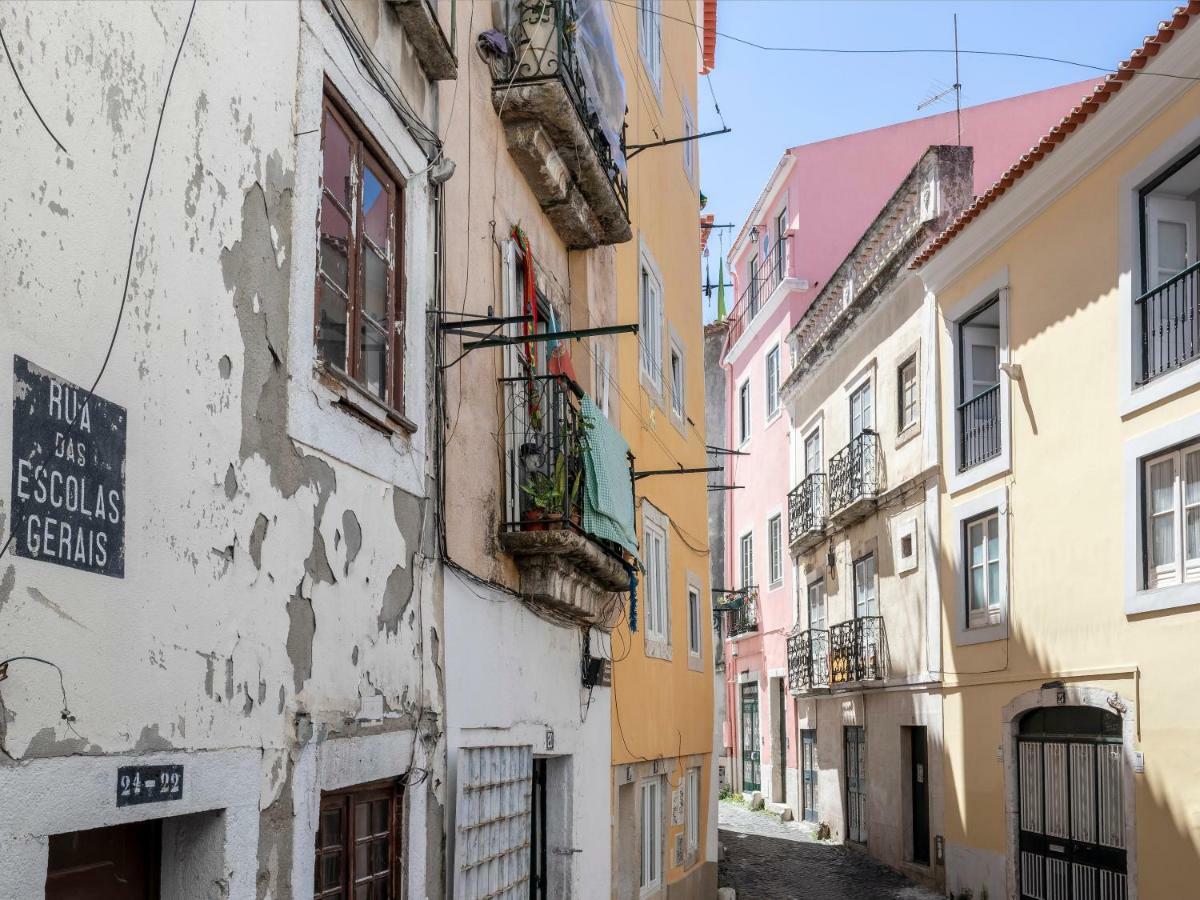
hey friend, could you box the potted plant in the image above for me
[521,455,567,530]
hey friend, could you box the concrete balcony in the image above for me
[385,0,457,80]
[488,0,631,249]
[499,375,630,627]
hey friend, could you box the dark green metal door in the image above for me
[740,682,760,792]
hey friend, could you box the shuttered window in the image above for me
[453,746,533,899]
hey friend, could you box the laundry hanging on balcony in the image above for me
[545,305,578,381]
[579,396,639,560]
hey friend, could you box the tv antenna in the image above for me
[917,13,962,146]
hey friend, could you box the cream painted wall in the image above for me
[928,61,1200,900]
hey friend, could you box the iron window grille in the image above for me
[957,383,1001,472]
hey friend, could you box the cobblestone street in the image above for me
[718,802,943,900]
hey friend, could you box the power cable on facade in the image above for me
[0,24,68,154]
[90,0,197,397]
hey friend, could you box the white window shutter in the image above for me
[454,745,533,899]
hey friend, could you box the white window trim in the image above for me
[806,573,827,632]
[642,500,672,658]
[636,0,663,100]
[668,327,687,432]
[639,776,664,895]
[1118,113,1200,417]
[844,359,877,436]
[949,485,1010,645]
[686,571,704,672]
[765,342,782,424]
[766,509,784,589]
[896,341,922,446]
[639,237,666,402]
[852,551,878,619]
[798,410,824,479]
[736,377,751,448]
[964,510,1003,628]
[738,528,754,591]
[945,268,1012,494]
[681,101,695,183]
[1123,409,1200,614]
[893,515,918,575]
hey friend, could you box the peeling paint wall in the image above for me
[0,1,445,896]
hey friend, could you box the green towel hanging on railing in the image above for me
[579,396,639,561]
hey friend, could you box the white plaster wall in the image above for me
[0,1,444,894]
[444,573,613,899]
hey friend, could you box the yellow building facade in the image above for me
[608,2,718,897]
[916,8,1200,898]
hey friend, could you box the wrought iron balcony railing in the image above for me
[1136,259,1200,384]
[788,473,826,545]
[828,432,880,514]
[829,617,887,685]
[725,240,788,347]
[725,590,758,638]
[501,374,589,537]
[957,383,1001,472]
[492,0,629,217]
[787,628,830,694]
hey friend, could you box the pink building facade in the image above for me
[713,82,1098,825]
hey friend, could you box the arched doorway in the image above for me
[1016,705,1127,899]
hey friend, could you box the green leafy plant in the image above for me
[522,454,568,514]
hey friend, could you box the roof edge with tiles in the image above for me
[911,2,1200,270]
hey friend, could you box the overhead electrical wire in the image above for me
[608,0,1200,83]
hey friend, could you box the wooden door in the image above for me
[46,820,161,900]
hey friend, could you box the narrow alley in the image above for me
[718,802,942,900]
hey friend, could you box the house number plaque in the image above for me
[116,765,183,807]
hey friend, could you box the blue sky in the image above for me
[690,0,1174,320]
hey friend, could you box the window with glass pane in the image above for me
[640,265,663,389]
[687,587,701,655]
[965,511,1002,627]
[768,515,783,586]
[670,346,684,418]
[850,381,873,438]
[315,781,402,900]
[645,518,669,641]
[898,356,918,431]
[319,90,404,410]
[853,554,877,617]
[740,533,754,589]
[739,381,750,444]
[1143,443,1200,588]
[640,778,662,889]
[766,346,780,418]
[804,428,821,476]
[682,102,695,181]
[774,208,787,281]
[637,0,662,89]
[807,579,826,630]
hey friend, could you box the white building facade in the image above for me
[0,1,455,896]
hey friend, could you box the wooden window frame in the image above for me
[315,778,405,900]
[739,531,754,591]
[317,80,407,417]
[644,512,670,643]
[853,552,877,618]
[807,577,826,631]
